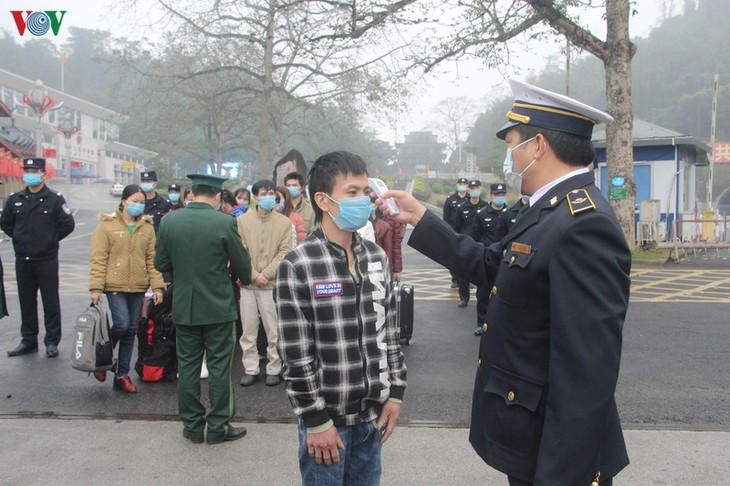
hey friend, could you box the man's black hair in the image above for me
[234,188,250,199]
[283,172,305,186]
[514,125,595,167]
[307,151,368,224]
[191,185,221,198]
[252,179,276,197]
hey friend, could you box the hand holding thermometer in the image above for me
[368,178,400,216]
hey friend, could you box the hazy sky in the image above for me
[2,0,665,142]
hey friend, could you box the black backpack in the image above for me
[135,287,177,382]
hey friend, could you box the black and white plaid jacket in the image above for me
[275,228,407,428]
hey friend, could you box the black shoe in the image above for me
[46,344,59,358]
[206,425,247,444]
[7,343,38,357]
[458,301,468,308]
[183,429,204,444]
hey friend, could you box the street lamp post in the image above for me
[22,80,57,157]
[57,111,78,185]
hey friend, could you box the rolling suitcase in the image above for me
[395,282,414,345]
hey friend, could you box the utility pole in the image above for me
[708,74,718,208]
[565,36,571,96]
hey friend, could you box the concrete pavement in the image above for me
[1,418,728,485]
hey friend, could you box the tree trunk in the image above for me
[604,0,636,248]
[256,0,277,180]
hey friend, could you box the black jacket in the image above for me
[471,204,507,245]
[144,193,172,231]
[409,172,631,484]
[452,197,487,234]
[0,185,75,260]
[442,192,466,228]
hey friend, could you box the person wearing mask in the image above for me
[234,188,251,214]
[375,79,630,486]
[470,183,509,336]
[167,183,184,211]
[89,184,166,393]
[155,173,252,444]
[442,177,469,288]
[221,189,245,218]
[140,170,171,232]
[237,180,292,387]
[284,172,315,235]
[275,151,406,484]
[452,180,487,308]
[2,158,75,358]
[276,186,306,245]
[499,194,531,234]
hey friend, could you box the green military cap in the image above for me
[186,173,229,189]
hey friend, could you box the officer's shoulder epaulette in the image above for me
[566,189,596,216]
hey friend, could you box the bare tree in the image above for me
[429,97,479,168]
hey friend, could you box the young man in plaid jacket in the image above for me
[275,151,407,485]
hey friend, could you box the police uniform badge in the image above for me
[566,189,596,216]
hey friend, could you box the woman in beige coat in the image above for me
[89,184,165,393]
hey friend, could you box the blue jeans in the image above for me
[105,292,144,377]
[298,421,382,486]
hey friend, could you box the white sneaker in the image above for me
[200,362,209,379]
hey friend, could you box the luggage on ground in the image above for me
[135,287,177,382]
[394,282,414,345]
[71,301,115,373]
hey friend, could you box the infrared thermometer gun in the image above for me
[368,178,400,216]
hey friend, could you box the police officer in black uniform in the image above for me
[499,194,530,234]
[470,183,508,336]
[2,158,75,357]
[453,180,487,307]
[167,183,185,211]
[378,79,631,485]
[442,178,468,287]
[140,170,171,231]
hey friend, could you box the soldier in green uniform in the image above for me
[154,173,252,445]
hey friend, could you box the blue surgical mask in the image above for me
[277,201,285,212]
[469,190,481,199]
[503,137,536,191]
[140,182,155,193]
[325,194,373,232]
[492,196,506,206]
[126,202,145,217]
[287,186,301,198]
[239,201,249,211]
[257,195,277,212]
[23,173,43,187]
[456,184,467,193]
[169,193,180,203]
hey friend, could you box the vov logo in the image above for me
[10,10,67,37]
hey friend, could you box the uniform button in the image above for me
[509,256,516,265]
[482,323,488,332]
[502,249,507,257]
[507,391,515,402]
[477,358,482,368]
[491,285,497,296]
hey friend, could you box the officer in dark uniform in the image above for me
[2,158,75,358]
[453,180,487,307]
[499,194,530,233]
[167,183,184,211]
[470,183,508,336]
[155,173,252,445]
[442,177,468,288]
[140,170,171,231]
[378,79,631,485]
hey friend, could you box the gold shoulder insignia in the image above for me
[567,189,596,216]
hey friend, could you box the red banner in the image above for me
[42,148,57,158]
[713,142,730,163]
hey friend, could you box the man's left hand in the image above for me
[377,400,401,444]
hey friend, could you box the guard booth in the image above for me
[592,119,710,243]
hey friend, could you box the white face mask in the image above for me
[503,136,536,192]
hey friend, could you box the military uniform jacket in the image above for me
[442,192,466,228]
[409,172,631,484]
[154,202,252,326]
[0,185,75,260]
[144,193,172,231]
[471,204,507,245]
[452,198,487,234]
[499,199,526,234]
